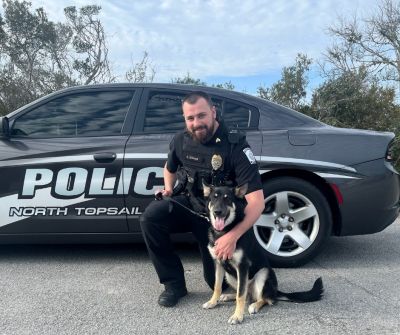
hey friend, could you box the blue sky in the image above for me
[1,0,377,95]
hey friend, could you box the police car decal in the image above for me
[0,153,168,228]
[243,148,256,164]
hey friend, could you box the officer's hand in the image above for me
[214,234,238,261]
[154,189,173,200]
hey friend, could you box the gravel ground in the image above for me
[0,219,399,335]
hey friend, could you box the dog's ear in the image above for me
[202,181,212,198]
[234,182,248,198]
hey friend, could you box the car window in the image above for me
[143,91,223,133]
[143,92,186,133]
[223,101,250,128]
[258,100,324,129]
[12,91,135,137]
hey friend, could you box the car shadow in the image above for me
[0,221,398,269]
[0,242,201,263]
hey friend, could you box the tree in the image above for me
[211,80,235,90]
[125,51,156,83]
[0,0,58,115]
[308,67,400,130]
[62,5,115,85]
[256,54,313,111]
[170,71,207,86]
[0,1,115,116]
[322,0,400,93]
[170,71,235,90]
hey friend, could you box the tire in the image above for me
[253,177,332,268]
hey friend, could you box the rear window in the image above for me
[224,101,250,128]
[259,101,324,129]
[143,92,186,133]
[143,92,223,133]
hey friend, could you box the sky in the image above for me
[0,0,378,95]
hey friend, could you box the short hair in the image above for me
[182,91,213,110]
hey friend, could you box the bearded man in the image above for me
[139,91,264,307]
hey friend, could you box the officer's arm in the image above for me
[164,162,177,194]
[155,163,177,198]
[214,189,265,260]
[228,141,265,239]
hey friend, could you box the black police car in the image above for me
[0,83,398,267]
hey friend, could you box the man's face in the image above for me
[183,97,217,144]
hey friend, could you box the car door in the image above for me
[123,88,261,232]
[0,87,141,233]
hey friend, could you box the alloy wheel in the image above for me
[253,191,320,257]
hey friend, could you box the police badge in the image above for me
[211,155,222,170]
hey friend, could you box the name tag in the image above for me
[185,155,203,163]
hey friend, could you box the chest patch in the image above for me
[243,148,256,164]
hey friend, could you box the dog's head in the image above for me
[202,181,248,231]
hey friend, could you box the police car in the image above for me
[0,83,398,267]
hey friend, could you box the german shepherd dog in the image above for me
[202,182,323,325]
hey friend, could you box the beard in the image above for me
[188,118,216,144]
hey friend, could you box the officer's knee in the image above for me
[139,200,172,222]
[139,219,155,237]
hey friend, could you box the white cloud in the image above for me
[1,0,377,85]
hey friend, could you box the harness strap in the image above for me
[155,192,210,222]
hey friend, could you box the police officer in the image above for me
[139,91,265,307]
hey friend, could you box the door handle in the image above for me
[93,152,117,163]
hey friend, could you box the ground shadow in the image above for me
[0,242,202,263]
[0,223,398,269]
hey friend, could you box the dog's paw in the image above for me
[202,301,218,309]
[219,294,236,302]
[248,304,258,314]
[228,314,243,325]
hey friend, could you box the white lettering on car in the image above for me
[89,168,113,195]
[9,207,69,216]
[22,169,53,197]
[55,168,87,196]
[20,167,164,199]
[9,206,143,217]
[134,167,164,195]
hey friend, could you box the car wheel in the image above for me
[253,177,332,268]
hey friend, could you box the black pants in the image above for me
[139,195,218,291]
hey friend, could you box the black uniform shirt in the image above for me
[166,118,262,195]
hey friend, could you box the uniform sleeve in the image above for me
[231,139,263,195]
[166,135,182,173]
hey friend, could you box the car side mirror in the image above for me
[0,116,10,137]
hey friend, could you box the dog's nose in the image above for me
[214,210,223,216]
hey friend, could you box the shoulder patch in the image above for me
[243,148,256,164]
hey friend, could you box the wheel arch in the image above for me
[260,169,342,236]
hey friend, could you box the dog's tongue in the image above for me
[215,217,225,231]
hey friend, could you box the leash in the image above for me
[155,192,210,222]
